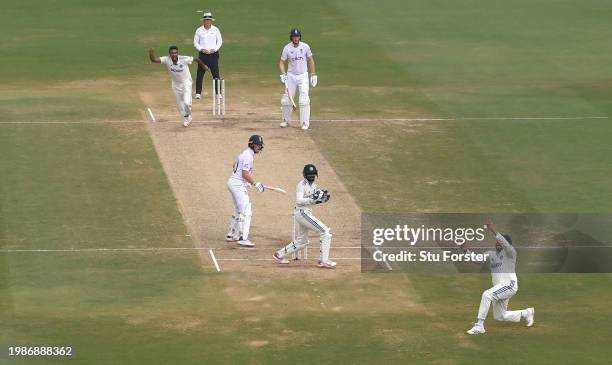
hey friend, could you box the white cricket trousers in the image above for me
[276,208,332,262]
[172,81,192,117]
[285,72,309,100]
[227,179,252,240]
[477,280,523,323]
[281,72,310,128]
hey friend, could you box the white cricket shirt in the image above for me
[160,56,193,85]
[229,148,255,185]
[281,41,313,75]
[486,233,519,287]
[295,179,317,213]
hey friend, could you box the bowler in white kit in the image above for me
[148,46,209,127]
[226,135,266,247]
[462,220,535,335]
[272,164,336,268]
[279,28,317,130]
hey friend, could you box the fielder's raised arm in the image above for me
[148,48,161,63]
[148,45,195,127]
[466,219,534,335]
[486,219,516,257]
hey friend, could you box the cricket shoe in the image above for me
[272,252,290,264]
[225,235,239,242]
[525,307,535,327]
[195,94,201,99]
[183,115,192,127]
[238,239,255,247]
[280,121,290,128]
[301,124,309,130]
[317,260,337,269]
[466,324,486,335]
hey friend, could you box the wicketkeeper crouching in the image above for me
[273,164,336,268]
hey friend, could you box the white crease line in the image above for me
[1,116,608,125]
[375,247,393,271]
[0,247,215,253]
[302,116,610,123]
[460,116,609,121]
[147,108,156,122]
[0,120,143,124]
[209,249,221,272]
[260,116,610,123]
[1,245,604,254]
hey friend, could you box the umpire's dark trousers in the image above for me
[195,51,221,94]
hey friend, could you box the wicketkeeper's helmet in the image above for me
[289,28,302,40]
[303,164,317,183]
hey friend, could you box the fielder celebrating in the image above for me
[148,46,209,127]
[272,164,336,268]
[279,28,317,130]
[226,135,266,247]
[463,220,535,335]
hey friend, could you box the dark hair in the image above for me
[502,234,513,245]
[169,45,179,52]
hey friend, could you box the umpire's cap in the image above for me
[201,11,215,21]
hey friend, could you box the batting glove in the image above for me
[280,74,287,84]
[255,182,265,193]
[310,74,318,87]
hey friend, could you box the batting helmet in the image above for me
[248,135,264,151]
[289,28,301,40]
[303,164,318,183]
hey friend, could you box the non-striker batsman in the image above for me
[279,28,317,130]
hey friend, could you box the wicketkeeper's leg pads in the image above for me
[319,230,332,262]
[277,240,308,258]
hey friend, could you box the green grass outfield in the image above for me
[2,1,612,364]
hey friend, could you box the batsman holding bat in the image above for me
[279,28,317,130]
[226,135,266,247]
[273,164,336,268]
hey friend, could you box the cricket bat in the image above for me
[264,185,287,194]
[285,86,297,110]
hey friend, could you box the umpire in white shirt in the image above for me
[193,12,223,99]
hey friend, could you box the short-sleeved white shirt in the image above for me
[160,55,193,84]
[280,42,312,75]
